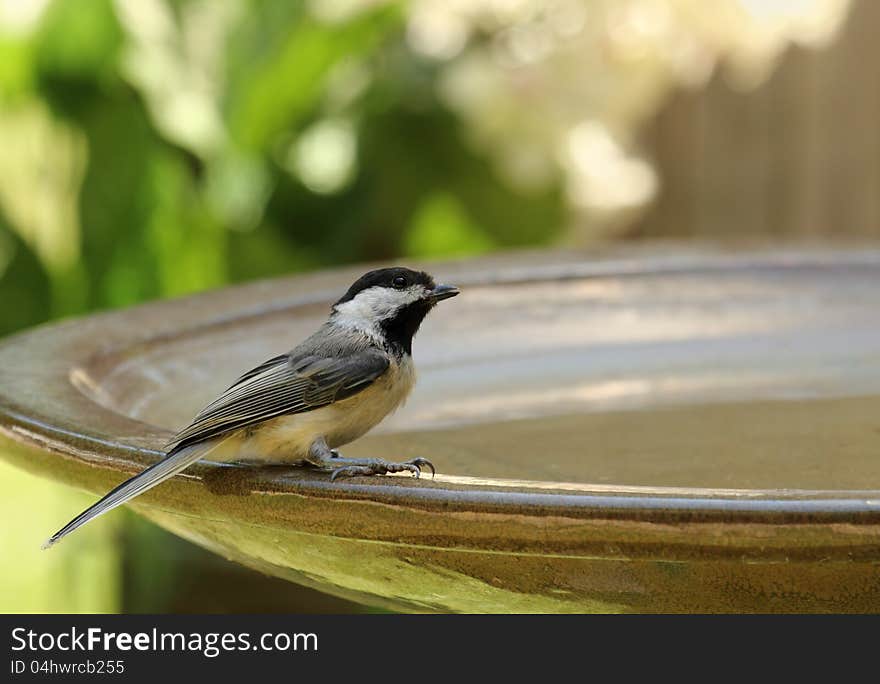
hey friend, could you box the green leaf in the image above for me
[405,192,494,258]
[226,6,402,151]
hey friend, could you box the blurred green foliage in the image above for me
[0,0,564,614]
[0,460,121,613]
[0,0,564,339]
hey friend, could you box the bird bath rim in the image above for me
[2,245,880,528]
[0,243,880,580]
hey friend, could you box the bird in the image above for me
[43,267,459,549]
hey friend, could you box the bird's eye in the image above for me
[392,275,407,289]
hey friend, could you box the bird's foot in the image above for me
[329,457,435,482]
[307,437,434,482]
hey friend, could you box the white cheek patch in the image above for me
[332,285,424,335]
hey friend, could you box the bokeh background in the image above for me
[1,0,874,612]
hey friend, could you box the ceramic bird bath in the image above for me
[2,246,880,612]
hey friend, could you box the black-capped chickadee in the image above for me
[43,267,459,549]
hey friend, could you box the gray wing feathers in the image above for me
[42,333,391,549]
[167,349,390,449]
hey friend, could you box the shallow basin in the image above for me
[3,245,880,612]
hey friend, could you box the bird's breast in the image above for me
[233,354,416,462]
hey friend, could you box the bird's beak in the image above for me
[428,283,460,302]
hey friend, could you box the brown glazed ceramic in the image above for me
[2,245,880,613]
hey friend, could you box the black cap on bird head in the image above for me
[335,267,437,305]
[332,267,460,355]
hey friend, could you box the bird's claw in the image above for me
[406,457,435,478]
[329,457,435,482]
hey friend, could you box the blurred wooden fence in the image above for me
[632,0,880,240]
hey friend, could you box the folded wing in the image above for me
[168,350,390,450]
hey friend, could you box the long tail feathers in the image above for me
[42,440,218,550]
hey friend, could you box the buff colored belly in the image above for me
[205,357,415,463]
